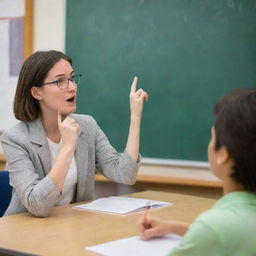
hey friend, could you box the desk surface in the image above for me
[0,191,216,256]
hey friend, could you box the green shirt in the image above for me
[168,191,256,256]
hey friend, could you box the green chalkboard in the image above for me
[66,0,256,161]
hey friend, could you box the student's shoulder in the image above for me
[191,206,234,238]
[172,210,225,256]
[195,207,226,226]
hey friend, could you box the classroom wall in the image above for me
[33,0,66,52]
[0,0,24,133]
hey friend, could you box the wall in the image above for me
[0,0,24,133]
[33,0,66,52]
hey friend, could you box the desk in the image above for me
[0,154,6,170]
[0,191,216,256]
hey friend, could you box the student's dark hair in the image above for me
[14,50,72,121]
[214,88,256,192]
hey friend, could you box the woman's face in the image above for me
[33,58,77,118]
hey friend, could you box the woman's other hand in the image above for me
[129,77,149,120]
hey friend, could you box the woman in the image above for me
[1,50,148,217]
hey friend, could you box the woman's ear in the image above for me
[30,86,42,100]
[216,146,230,166]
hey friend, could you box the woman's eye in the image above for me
[70,76,75,82]
[58,78,66,84]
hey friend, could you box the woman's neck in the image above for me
[40,113,61,143]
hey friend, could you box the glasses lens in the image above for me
[57,78,68,89]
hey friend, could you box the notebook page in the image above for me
[86,234,181,256]
[73,196,172,214]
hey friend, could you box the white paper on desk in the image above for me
[73,196,172,214]
[86,234,181,256]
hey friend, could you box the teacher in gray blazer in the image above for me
[1,50,148,217]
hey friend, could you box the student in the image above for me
[1,50,148,217]
[137,88,256,255]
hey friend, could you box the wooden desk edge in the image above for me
[0,154,6,161]
[95,174,223,188]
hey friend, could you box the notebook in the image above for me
[73,196,172,214]
[86,233,182,256]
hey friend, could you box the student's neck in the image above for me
[222,177,244,195]
[40,114,61,143]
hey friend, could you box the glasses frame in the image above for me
[37,74,82,90]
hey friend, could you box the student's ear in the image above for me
[30,86,42,100]
[216,146,230,166]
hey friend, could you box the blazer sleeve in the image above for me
[1,133,61,217]
[89,116,140,185]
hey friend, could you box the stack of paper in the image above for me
[86,234,182,256]
[73,196,172,214]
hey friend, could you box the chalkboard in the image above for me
[66,0,256,161]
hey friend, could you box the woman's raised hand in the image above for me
[129,77,148,120]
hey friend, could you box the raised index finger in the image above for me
[130,76,138,93]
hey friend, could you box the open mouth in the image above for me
[66,96,75,103]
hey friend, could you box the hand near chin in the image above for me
[57,109,80,151]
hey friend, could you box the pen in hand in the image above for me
[143,201,151,229]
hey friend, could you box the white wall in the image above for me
[0,0,24,136]
[33,0,66,52]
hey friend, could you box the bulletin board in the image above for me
[0,0,33,132]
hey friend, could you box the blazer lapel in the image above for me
[28,116,88,201]
[29,119,52,176]
[74,116,88,202]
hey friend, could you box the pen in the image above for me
[143,201,151,229]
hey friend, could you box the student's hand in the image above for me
[137,214,171,240]
[129,77,148,120]
[137,214,190,240]
[57,110,80,151]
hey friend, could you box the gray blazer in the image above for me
[1,114,140,217]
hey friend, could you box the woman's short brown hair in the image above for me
[14,50,72,121]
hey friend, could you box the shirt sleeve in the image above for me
[167,220,225,256]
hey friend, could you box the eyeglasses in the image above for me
[38,74,82,90]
